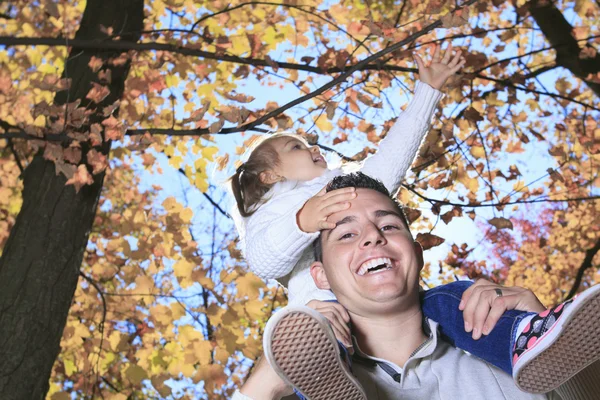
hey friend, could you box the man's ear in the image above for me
[259,170,282,185]
[310,261,331,290]
[413,241,424,271]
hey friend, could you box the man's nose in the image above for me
[361,225,387,248]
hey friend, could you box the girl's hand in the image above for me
[306,300,353,349]
[413,43,465,90]
[297,187,356,233]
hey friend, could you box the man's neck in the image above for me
[349,305,428,368]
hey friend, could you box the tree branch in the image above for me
[564,238,600,300]
[402,183,600,208]
[189,1,370,55]
[7,139,23,174]
[0,36,413,76]
[528,0,600,96]
[79,271,108,395]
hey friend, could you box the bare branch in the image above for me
[0,36,411,76]
[402,183,600,208]
[7,139,23,174]
[79,271,108,395]
[564,238,600,301]
[190,1,370,54]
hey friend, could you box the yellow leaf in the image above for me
[171,302,186,320]
[169,155,183,169]
[109,331,128,352]
[245,299,267,320]
[151,375,172,397]
[201,146,218,161]
[134,275,155,293]
[241,335,263,360]
[165,74,179,88]
[173,259,195,288]
[64,358,77,376]
[178,325,203,347]
[38,63,58,74]
[193,340,213,365]
[51,393,71,400]
[470,146,485,159]
[125,364,147,385]
[236,273,265,299]
[314,114,333,132]
[151,304,173,326]
[465,177,479,193]
[485,93,503,107]
[195,174,209,192]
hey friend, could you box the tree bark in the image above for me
[0,1,143,398]
[528,0,600,97]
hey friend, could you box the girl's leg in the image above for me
[421,281,600,394]
[420,280,532,375]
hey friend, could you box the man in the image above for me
[233,173,599,399]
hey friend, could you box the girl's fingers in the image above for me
[432,43,441,63]
[413,53,426,73]
[317,220,336,230]
[319,191,356,209]
[321,187,355,201]
[441,43,453,64]
[450,58,466,74]
[329,303,352,326]
[321,202,351,217]
[447,49,462,68]
[325,187,356,196]
[326,313,352,346]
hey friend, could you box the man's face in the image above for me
[311,189,423,315]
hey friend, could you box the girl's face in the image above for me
[268,136,328,182]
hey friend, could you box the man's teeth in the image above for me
[357,257,392,276]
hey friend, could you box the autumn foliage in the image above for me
[0,0,599,398]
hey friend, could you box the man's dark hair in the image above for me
[313,172,410,262]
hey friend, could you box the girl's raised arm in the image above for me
[361,44,464,194]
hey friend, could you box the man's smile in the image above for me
[355,256,396,276]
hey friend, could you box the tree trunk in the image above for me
[528,0,600,97]
[0,1,144,398]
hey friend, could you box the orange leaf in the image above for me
[66,165,93,193]
[488,217,513,230]
[416,233,445,250]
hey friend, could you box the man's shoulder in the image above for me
[433,340,551,399]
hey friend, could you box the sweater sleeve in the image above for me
[361,81,443,194]
[244,202,319,280]
[231,390,257,400]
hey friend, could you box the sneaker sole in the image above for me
[515,285,600,393]
[263,306,367,400]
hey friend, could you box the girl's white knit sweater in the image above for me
[234,81,443,306]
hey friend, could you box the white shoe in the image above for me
[263,306,367,400]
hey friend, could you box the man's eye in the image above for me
[339,233,354,240]
[381,225,399,231]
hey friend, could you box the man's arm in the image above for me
[233,356,293,400]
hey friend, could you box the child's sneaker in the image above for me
[263,306,367,400]
[513,284,600,393]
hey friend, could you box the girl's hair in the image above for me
[229,133,307,217]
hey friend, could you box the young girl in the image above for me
[228,45,600,400]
